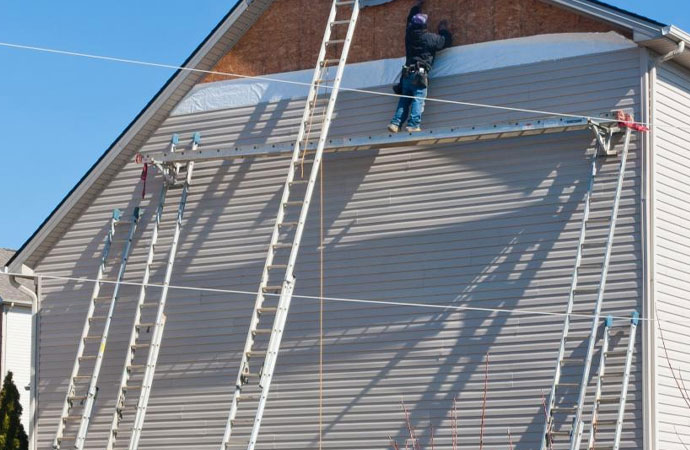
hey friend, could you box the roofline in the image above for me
[8,0,690,271]
[545,0,666,39]
[7,0,252,270]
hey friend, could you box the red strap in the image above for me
[140,163,148,199]
[616,110,649,132]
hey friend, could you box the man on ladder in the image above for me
[389,0,452,133]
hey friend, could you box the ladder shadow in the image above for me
[289,136,594,449]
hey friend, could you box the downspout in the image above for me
[657,40,685,64]
[8,268,39,450]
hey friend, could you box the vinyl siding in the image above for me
[34,48,644,449]
[653,61,690,450]
[3,306,32,432]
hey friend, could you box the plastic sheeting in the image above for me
[172,32,636,116]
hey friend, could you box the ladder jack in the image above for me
[587,312,639,450]
[106,133,199,450]
[542,114,642,450]
[219,1,360,449]
[53,207,141,449]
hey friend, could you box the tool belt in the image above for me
[402,62,429,88]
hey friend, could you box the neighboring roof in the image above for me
[7,0,690,271]
[0,249,31,303]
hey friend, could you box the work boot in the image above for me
[388,123,400,133]
[406,126,422,132]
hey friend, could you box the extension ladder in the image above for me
[219,1,361,449]
[53,207,141,449]
[586,312,639,450]
[106,134,198,450]
[542,123,633,450]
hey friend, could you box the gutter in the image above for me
[8,266,39,450]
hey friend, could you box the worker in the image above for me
[388,0,453,133]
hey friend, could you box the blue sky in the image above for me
[0,0,687,250]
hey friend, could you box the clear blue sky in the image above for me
[0,0,687,250]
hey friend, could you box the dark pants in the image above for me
[390,72,427,128]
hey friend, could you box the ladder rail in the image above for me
[248,3,360,449]
[129,162,194,450]
[75,208,141,449]
[218,1,356,447]
[612,312,639,450]
[570,127,633,450]
[53,211,120,449]
[106,183,168,450]
[587,316,612,450]
[541,139,599,448]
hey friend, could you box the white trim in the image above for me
[642,48,659,450]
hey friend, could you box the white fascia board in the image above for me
[6,1,252,273]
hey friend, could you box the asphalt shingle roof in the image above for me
[0,249,32,303]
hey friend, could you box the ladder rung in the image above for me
[238,393,261,401]
[231,418,255,426]
[596,419,618,426]
[330,20,351,26]
[79,355,97,361]
[587,217,610,223]
[83,335,101,341]
[556,382,579,388]
[131,343,150,349]
[267,264,287,270]
[252,328,272,335]
[549,430,571,437]
[598,395,620,404]
[262,285,282,293]
[294,159,314,166]
[136,322,156,329]
[325,39,346,46]
[247,350,267,357]
[320,58,341,66]
[278,221,298,228]
[128,364,146,371]
[63,415,82,422]
[553,405,577,412]
[578,263,602,270]
[283,201,303,207]
[93,296,111,303]
[335,1,355,6]
[259,307,278,314]
[605,350,628,358]
[67,394,87,402]
[272,243,292,249]
[73,375,91,381]
[123,384,142,391]
[289,180,308,186]
[89,315,107,322]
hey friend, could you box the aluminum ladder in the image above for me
[586,312,639,450]
[103,134,198,450]
[219,1,360,449]
[53,207,141,449]
[541,123,633,450]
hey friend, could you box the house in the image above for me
[0,248,34,439]
[5,0,690,448]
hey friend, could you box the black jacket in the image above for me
[405,6,453,71]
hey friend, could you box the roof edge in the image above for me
[7,0,252,271]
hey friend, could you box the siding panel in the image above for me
[35,49,643,449]
[654,61,690,450]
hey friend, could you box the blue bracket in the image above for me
[171,134,180,146]
[112,209,122,221]
[631,311,640,326]
[192,132,202,146]
[605,315,613,328]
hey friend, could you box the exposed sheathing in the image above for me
[35,49,645,449]
[203,0,630,82]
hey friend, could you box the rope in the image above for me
[1,41,683,131]
[0,271,664,324]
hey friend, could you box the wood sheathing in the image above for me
[204,0,631,82]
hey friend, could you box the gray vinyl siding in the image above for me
[653,61,690,450]
[35,48,644,449]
